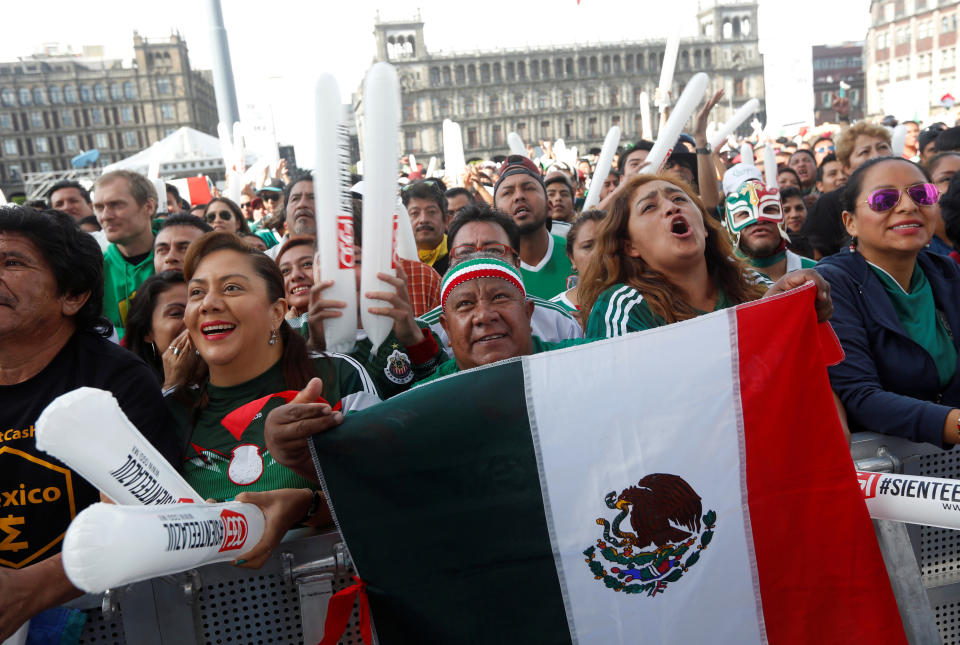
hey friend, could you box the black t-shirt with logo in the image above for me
[0,331,180,569]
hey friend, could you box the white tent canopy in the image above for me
[103,127,251,178]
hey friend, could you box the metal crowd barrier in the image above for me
[59,432,960,644]
[853,431,960,645]
[69,529,364,645]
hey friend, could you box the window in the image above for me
[821,91,832,108]
[64,85,77,103]
[0,114,10,130]
[39,161,52,172]
[464,98,475,116]
[110,83,123,100]
[517,61,526,81]
[564,119,574,138]
[34,136,48,153]
[896,57,909,77]
[60,109,74,127]
[455,66,465,84]
[403,100,416,120]
[492,124,503,145]
[18,88,31,105]
[918,20,933,39]
[123,81,136,99]
[64,134,79,151]
[94,83,107,101]
[538,93,548,109]
[157,77,172,95]
[467,127,478,147]
[540,120,551,139]
[95,133,108,148]
[160,103,175,120]
[33,87,46,105]
[513,94,525,111]
[877,32,889,49]
[587,92,597,107]
[506,62,515,81]
[8,164,20,179]
[121,106,133,123]
[919,53,932,72]
[490,96,501,115]
[91,108,104,125]
[79,85,92,102]
[480,64,490,83]
[611,88,620,107]
[588,117,598,138]
[439,99,451,118]
[49,86,62,104]
[562,90,573,109]
[124,131,138,147]
[850,89,861,106]
[404,131,417,153]
[29,111,43,128]
[895,27,910,45]
[0,89,13,107]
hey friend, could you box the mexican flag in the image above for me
[310,284,906,644]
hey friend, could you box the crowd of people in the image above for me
[4,90,960,638]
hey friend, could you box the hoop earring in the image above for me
[268,328,279,345]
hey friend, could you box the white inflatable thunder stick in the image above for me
[507,132,526,156]
[890,124,908,158]
[656,27,681,110]
[395,199,418,262]
[35,388,201,505]
[641,73,709,175]
[62,502,265,593]
[314,74,358,354]
[581,126,621,211]
[763,144,778,188]
[740,143,755,166]
[639,91,652,139]
[858,471,960,531]
[426,156,438,178]
[709,98,760,150]
[442,119,465,184]
[359,62,401,354]
[408,153,417,175]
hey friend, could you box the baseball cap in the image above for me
[257,178,284,195]
[493,155,545,199]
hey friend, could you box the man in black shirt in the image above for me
[0,207,179,639]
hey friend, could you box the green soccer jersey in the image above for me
[520,233,573,300]
[166,354,379,501]
[102,244,155,339]
[585,283,732,338]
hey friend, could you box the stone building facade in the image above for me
[0,33,217,198]
[812,43,866,124]
[357,0,765,161]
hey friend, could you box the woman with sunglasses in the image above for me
[203,197,251,236]
[816,157,960,447]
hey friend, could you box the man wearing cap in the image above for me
[419,256,589,384]
[723,164,816,283]
[493,156,573,300]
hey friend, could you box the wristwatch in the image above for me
[695,143,712,155]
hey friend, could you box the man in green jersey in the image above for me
[93,170,158,338]
[493,156,572,299]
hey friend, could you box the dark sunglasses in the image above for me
[864,183,939,212]
[205,210,234,222]
[260,193,281,202]
[401,178,444,195]
[815,145,834,153]
[240,202,253,209]
[449,242,517,260]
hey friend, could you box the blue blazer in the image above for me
[816,249,960,447]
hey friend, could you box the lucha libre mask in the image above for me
[724,179,785,244]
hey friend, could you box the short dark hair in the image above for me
[160,213,213,234]
[840,157,931,213]
[816,153,840,183]
[545,173,574,197]
[778,167,801,186]
[401,179,447,214]
[283,169,313,208]
[941,171,960,246]
[165,183,182,210]
[790,149,817,166]
[444,186,474,205]
[78,215,100,230]
[124,270,185,379]
[0,206,109,336]
[618,140,654,173]
[812,137,834,149]
[779,186,803,203]
[26,199,47,210]
[47,180,91,204]
[926,151,960,178]
[934,126,960,152]
[446,203,521,252]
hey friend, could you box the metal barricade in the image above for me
[68,529,364,645]
[853,432,960,645]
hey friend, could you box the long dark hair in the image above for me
[578,174,766,326]
[125,271,186,380]
[204,197,251,234]
[177,232,318,400]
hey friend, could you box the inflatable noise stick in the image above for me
[581,126,620,211]
[507,132,526,157]
[890,124,908,158]
[641,73,709,175]
[36,388,202,505]
[62,502,265,593]
[858,471,960,531]
[709,98,760,151]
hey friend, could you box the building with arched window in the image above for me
[357,2,764,160]
[0,32,217,198]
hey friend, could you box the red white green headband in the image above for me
[440,258,526,310]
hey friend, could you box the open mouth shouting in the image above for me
[669,215,692,239]
[200,320,237,340]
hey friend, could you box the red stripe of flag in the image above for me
[735,285,905,643]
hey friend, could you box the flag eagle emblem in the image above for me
[584,473,717,596]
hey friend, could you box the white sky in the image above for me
[2,0,870,145]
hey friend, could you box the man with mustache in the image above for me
[266,171,313,260]
[402,179,451,276]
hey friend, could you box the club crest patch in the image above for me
[384,349,414,385]
[583,473,716,596]
[227,444,264,486]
